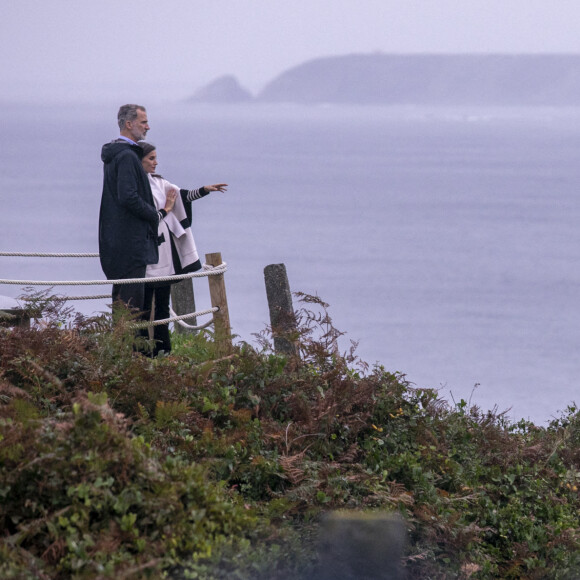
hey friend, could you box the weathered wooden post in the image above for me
[205,252,232,355]
[264,263,298,356]
[170,278,197,334]
[147,291,155,340]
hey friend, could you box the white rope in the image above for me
[53,294,111,301]
[0,262,227,286]
[169,307,215,330]
[1,255,225,331]
[132,306,218,329]
[0,252,99,258]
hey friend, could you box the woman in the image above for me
[139,140,227,356]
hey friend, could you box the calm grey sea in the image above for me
[3,102,580,425]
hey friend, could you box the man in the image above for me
[98,104,164,313]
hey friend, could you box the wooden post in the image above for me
[147,291,155,340]
[264,263,298,356]
[205,252,231,355]
[170,278,197,335]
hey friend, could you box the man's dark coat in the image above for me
[98,140,159,280]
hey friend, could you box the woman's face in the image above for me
[142,150,158,174]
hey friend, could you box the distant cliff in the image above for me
[258,54,580,105]
[191,54,580,105]
[188,74,252,103]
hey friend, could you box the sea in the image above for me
[2,100,580,426]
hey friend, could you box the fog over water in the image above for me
[2,102,580,426]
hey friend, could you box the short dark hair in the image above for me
[117,104,146,131]
[138,141,156,157]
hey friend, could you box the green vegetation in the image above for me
[2,291,580,578]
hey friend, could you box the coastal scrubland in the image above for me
[2,291,580,579]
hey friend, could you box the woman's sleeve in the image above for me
[179,187,211,204]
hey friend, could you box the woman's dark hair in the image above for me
[138,141,156,157]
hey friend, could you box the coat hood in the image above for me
[101,139,143,164]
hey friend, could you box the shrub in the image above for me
[2,292,580,578]
[0,393,252,579]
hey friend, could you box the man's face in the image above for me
[127,109,149,142]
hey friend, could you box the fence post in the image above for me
[205,252,232,355]
[264,263,298,356]
[170,278,197,334]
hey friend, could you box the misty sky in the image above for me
[2,1,580,102]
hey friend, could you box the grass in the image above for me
[1,291,580,578]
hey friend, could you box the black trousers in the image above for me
[143,284,172,356]
[111,265,148,313]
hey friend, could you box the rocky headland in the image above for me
[190,53,580,106]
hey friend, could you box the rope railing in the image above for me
[0,252,100,258]
[0,252,229,332]
[169,307,216,331]
[133,307,219,330]
[53,294,112,301]
[0,262,227,286]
